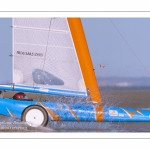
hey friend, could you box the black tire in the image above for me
[21,105,48,127]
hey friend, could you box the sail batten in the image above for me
[14,42,74,49]
[13,26,70,34]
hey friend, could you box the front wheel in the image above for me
[21,105,48,127]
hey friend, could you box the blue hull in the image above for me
[0,98,150,122]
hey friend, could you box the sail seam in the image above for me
[14,42,74,49]
[13,55,78,63]
[13,26,69,33]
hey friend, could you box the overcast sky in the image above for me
[1,18,150,83]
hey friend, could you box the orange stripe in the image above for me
[6,107,15,117]
[40,103,61,121]
[95,105,103,121]
[65,104,79,121]
[67,18,102,103]
[121,108,143,118]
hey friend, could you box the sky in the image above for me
[82,18,150,78]
[0,18,12,83]
[1,18,150,83]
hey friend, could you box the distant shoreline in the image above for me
[99,86,150,91]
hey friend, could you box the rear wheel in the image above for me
[21,105,48,127]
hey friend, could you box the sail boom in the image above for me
[0,84,86,97]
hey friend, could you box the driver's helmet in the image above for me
[13,92,28,100]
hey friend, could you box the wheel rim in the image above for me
[25,109,44,127]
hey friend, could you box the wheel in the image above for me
[21,105,48,127]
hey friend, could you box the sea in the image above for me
[1,86,150,132]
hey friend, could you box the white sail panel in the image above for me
[13,18,86,96]
[14,18,69,31]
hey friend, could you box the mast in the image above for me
[67,18,102,103]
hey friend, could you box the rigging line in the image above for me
[39,18,53,100]
[109,18,150,76]
[32,18,53,99]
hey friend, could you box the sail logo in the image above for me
[16,51,43,57]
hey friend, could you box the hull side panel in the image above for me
[1,99,150,122]
[103,106,150,122]
[0,98,36,118]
